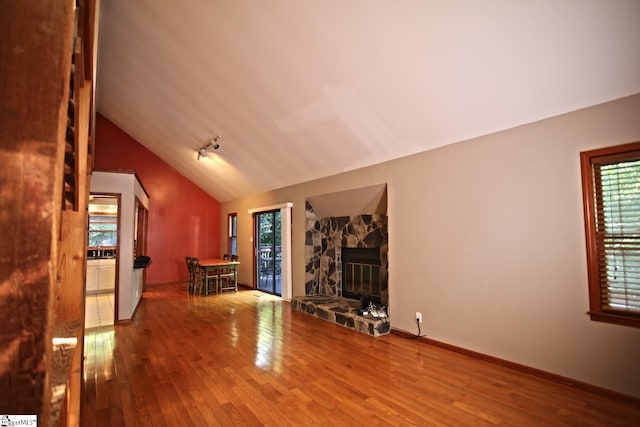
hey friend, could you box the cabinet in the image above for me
[86,263,99,293]
[86,259,116,294]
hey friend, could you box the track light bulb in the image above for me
[210,136,221,150]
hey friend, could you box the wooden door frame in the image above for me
[88,192,121,323]
[248,203,293,300]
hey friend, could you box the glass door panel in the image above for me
[256,210,282,296]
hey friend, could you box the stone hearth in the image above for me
[291,295,390,337]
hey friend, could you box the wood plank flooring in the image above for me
[82,283,640,426]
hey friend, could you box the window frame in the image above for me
[580,141,640,328]
[228,212,238,256]
[88,214,118,248]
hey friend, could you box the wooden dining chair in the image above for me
[219,255,238,292]
[185,256,214,295]
[185,256,197,293]
[197,258,219,295]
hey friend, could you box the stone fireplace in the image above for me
[305,207,388,306]
[293,197,390,336]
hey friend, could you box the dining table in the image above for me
[198,258,240,293]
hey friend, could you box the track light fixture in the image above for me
[197,136,221,160]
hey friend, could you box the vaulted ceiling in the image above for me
[95,1,640,202]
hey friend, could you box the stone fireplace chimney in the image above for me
[305,203,388,307]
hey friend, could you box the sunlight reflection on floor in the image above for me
[83,327,116,382]
[254,291,284,372]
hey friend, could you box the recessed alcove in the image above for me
[292,184,389,336]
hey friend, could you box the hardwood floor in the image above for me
[82,283,640,426]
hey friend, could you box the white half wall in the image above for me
[90,171,149,320]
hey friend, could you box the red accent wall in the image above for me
[94,114,221,284]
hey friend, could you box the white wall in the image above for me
[221,94,640,398]
[131,175,150,313]
[90,171,149,320]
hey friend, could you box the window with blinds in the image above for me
[88,214,118,248]
[581,141,640,328]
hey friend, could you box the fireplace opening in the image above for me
[341,247,382,305]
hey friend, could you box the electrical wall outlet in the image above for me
[416,312,422,323]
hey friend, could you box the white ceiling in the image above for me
[95,0,640,203]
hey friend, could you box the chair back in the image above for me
[185,256,201,292]
[219,255,238,292]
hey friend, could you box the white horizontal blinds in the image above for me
[88,215,118,247]
[593,155,640,314]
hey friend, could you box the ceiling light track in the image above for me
[197,136,221,160]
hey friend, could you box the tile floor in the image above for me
[85,292,115,329]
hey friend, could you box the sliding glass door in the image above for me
[255,210,282,296]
